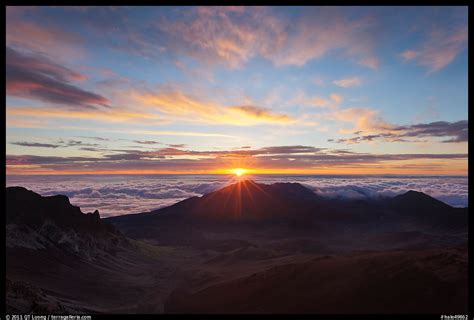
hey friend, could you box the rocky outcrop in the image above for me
[6,186,129,260]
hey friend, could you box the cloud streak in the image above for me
[333,77,362,88]
[135,89,295,125]
[11,142,61,149]
[133,140,163,145]
[401,25,467,72]
[7,106,165,125]
[10,139,101,149]
[6,144,467,175]
[329,120,468,144]
[6,46,109,108]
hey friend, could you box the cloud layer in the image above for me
[6,144,467,175]
[6,174,467,217]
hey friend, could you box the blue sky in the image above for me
[6,6,468,175]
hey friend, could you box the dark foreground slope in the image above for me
[6,186,126,258]
[166,245,468,314]
[6,187,180,313]
[7,183,469,314]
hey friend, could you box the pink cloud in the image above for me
[332,77,363,88]
[158,7,381,69]
[401,26,467,72]
[401,50,418,60]
[330,93,343,104]
[6,17,85,61]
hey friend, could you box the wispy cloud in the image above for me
[168,144,187,148]
[7,106,165,125]
[76,136,111,141]
[330,93,343,104]
[401,50,418,60]
[131,141,187,148]
[97,128,236,138]
[401,25,467,72]
[229,105,294,124]
[133,140,163,145]
[310,97,331,108]
[286,91,343,110]
[10,139,101,149]
[6,7,85,60]
[158,6,380,69]
[333,77,363,88]
[10,142,61,149]
[327,107,395,134]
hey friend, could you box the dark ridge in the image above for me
[111,183,459,232]
[390,189,453,211]
[155,179,323,222]
[6,186,118,235]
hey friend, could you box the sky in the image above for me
[5,6,468,175]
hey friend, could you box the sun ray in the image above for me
[232,168,247,177]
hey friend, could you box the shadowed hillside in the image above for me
[108,180,467,248]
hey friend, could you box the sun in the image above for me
[232,168,247,177]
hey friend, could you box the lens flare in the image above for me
[232,168,247,176]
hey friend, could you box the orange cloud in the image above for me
[101,129,234,138]
[310,97,330,108]
[286,91,343,110]
[330,93,343,104]
[328,107,395,134]
[229,106,293,123]
[134,90,295,125]
[7,106,166,125]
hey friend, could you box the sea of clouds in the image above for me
[6,174,468,217]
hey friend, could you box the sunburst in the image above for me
[232,168,247,177]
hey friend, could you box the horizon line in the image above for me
[6,172,468,178]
